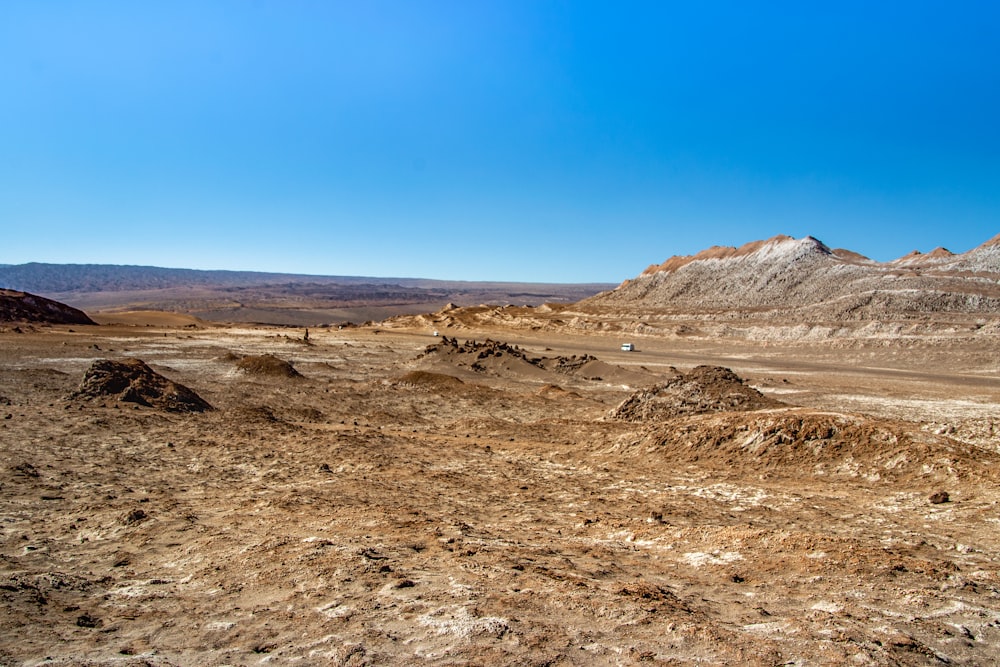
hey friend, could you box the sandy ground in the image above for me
[2,319,1000,665]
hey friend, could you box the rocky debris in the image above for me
[75,613,101,628]
[617,582,678,602]
[121,508,148,525]
[616,582,693,615]
[235,354,302,378]
[414,336,657,389]
[537,353,600,374]
[929,490,950,504]
[420,336,531,361]
[419,336,597,375]
[12,462,40,478]
[610,365,781,421]
[71,358,213,413]
[0,289,96,325]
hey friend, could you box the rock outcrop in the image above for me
[609,366,782,421]
[0,289,96,325]
[72,358,212,412]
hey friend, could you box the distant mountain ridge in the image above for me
[0,262,490,293]
[585,234,1000,319]
[0,263,613,325]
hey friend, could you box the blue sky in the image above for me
[2,1,998,282]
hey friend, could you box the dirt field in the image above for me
[2,318,999,665]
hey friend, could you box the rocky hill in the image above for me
[584,234,1000,320]
[0,289,96,325]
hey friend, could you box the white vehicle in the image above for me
[620,343,635,352]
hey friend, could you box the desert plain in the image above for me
[2,297,1000,666]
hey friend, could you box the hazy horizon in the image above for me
[0,260,619,286]
[3,2,998,282]
[3,229,1000,288]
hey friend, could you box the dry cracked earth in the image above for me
[2,317,1000,665]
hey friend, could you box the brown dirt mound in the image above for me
[394,370,465,390]
[71,358,212,413]
[633,410,1000,484]
[236,354,302,378]
[610,365,782,421]
[415,336,555,380]
[227,405,282,423]
[0,289,96,325]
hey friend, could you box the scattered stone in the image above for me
[122,509,148,525]
[12,462,40,478]
[617,582,678,602]
[929,491,950,504]
[418,337,597,374]
[76,613,101,628]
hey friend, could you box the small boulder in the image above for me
[929,491,950,504]
[122,509,148,525]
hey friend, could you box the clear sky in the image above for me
[2,1,998,282]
